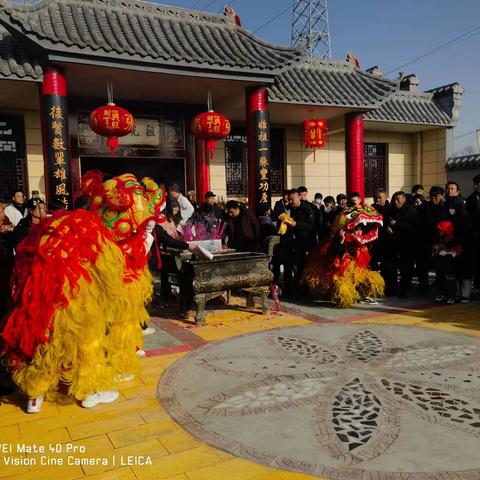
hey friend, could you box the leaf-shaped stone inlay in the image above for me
[273,334,337,363]
[383,345,478,369]
[346,330,383,361]
[195,355,331,378]
[332,378,381,451]
[192,374,332,416]
[381,379,480,433]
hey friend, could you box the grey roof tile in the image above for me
[446,154,480,171]
[0,0,303,76]
[0,25,42,80]
[364,91,453,126]
[267,58,398,108]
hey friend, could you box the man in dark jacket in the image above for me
[297,186,322,244]
[224,200,260,252]
[382,191,417,297]
[466,174,480,288]
[371,188,390,271]
[445,181,467,215]
[319,196,337,239]
[204,191,223,219]
[280,190,315,297]
[272,190,291,222]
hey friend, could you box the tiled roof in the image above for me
[267,58,398,108]
[365,81,464,126]
[0,25,42,80]
[446,154,480,171]
[0,0,303,78]
[364,91,452,125]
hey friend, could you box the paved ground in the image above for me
[161,323,480,479]
[0,294,479,480]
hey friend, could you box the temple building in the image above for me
[0,0,463,210]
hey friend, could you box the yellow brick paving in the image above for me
[0,301,478,480]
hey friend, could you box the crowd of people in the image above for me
[157,177,480,305]
[2,174,480,313]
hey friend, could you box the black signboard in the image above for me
[44,95,71,209]
[253,110,271,212]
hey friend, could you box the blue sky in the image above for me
[148,0,480,155]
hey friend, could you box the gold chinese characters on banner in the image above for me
[45,100,71,209]
[255,112,271,208]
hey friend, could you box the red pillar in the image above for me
[195,138,209,201]
[40,67,73,209]
[246,86,270,213]
[345,112,365,200]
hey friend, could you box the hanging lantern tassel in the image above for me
[206,139,217,160]
[107,136,119,157]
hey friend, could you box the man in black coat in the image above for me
[297,186,322,244]
[280,190,315,298]
[371,188,390,271]
[272,189,291,222]
[466,174,480,288]
[382,191,417,297]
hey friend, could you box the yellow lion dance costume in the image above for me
[303,205,385,308]
[1,171,165,411]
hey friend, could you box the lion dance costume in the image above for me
[1,171,165,408]
[303,205,385,308]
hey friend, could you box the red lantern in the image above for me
[191,110,231,160]
[89,103,135,156]
[303,119,328,161]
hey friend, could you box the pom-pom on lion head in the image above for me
[80,171,166,242]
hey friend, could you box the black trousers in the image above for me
[434,254,457,299]
[414,243,431,290]
[282,240,308,298]
[382,247,414,295]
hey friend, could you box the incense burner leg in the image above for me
[246,291,255,309]
[194,293,207,325]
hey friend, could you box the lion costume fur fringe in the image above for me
[1,172,164,402]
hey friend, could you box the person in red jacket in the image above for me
[433,220,462,305]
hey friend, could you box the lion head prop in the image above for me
[332,204,383,246]
[80,170,165,242]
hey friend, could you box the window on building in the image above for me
[364,143,387,197]
[0,115,27,202]
[225,132,248,197]
[224,127,284,197]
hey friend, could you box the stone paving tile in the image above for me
[72,466,135,480]
[107,418,181,449]
[68,412,146,441]
[184,457,269,480]
[130,445,225,479]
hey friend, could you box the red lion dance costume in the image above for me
[303,205,385,307]
[1,171,165,412]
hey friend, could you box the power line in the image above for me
[454,129,477,139]
[385,25,480,75]
[200,0,220,10]
[253,4,292,34]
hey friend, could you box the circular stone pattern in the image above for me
[159,324,480,479]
